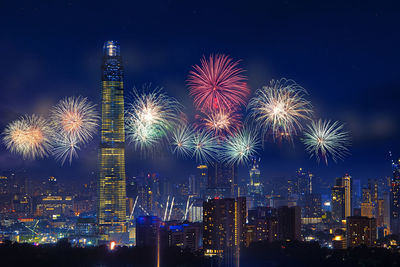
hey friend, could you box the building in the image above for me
[36,195,73,218]
[206,164,239,199]
[248,158,263,208]
[98,41,127,236]
[347,216,376,248]
[247,207,278,245]
[331,185,345,222]
[391,159,400,234]
[136,216,161,247]
[203,197,246,266]
[166,222,202,251]
[301,193,322,224]
[336,175,352,218]
[277,206,301,241]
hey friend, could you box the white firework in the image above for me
[220,127,261,166]
[191,130,219,164]
[302,119,351,164]
[170,124,194,158]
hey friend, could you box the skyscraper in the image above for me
[331,185,345,222]
[336,175,352,218]
[98,41,127,236]
[206,163,238,198]
[248,158,263,208]
[391,159,400,234]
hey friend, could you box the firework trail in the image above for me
[51,133,80,165]
[248,78,313,142]
[50,96,98,144]
[195,109,242,137]
[191,130,219,164]
[125,87,181,153]
[302,119,351,164]
[170,124,194,158]
[188,54,249,112]
[220,127,260,166]
[2,115,53,160]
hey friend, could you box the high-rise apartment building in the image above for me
[203,197,246,266]
[98,41,127,235]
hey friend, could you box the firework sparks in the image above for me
[188,54,249,112]
[191,130,219,164]
[50,96,98,144]
[170,124,194,158]
[125,87,181,153]
[2,115,53,159]
[302,119,351,164]
[220,127,260,165]
[248,78,313,142]
[51,133,80,165]
[196,109,242,137]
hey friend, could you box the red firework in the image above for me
[195,109,243,137]
[187,54,249,112]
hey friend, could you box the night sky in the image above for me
[1,1,399,184]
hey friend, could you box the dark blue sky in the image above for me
[0,0,399,184]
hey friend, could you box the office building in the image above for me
[331,185,345,222]
[98,41,127,235]
[206,163,238,198]
[336,175,352,218]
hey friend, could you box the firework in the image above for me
[51,133,80,165]
[191,130,219,164]
[248,78,313,141]
[50,96,98,144]
[2,115,53,159]
[170,124,194,158]
[195,109,242,137]
[220,127,260,165]
[302,119,351,164]
[188,54,249,112]
[125,87,181,152]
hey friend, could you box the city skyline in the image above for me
[1,1,399,183]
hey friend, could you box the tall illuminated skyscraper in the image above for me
[97,41,127,235]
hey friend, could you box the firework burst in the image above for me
[188,54,249,112]
[248,78,313,142]
[220,127,260,166]
[195,109,242,137]
[302,119,351,164]
[50,96,98,144]
[2,115,53,160]
[191,130,219,164]
[51,133,80,165]
[125,87,181,153]
[170,124,194,158]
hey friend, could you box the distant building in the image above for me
[277,206,301,241]
[336,175,352,218]
[36,195,73,218]
[347,216,376,248]
[206,163,238,198]
[331,185,345,222]
[166,222,202,251]
[301,193,322,224]
[203,197,246,265]
[391,159,400,234]
[248,158,263,208]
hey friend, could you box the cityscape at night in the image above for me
[1,1,400,266]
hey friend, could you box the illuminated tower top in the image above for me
[103,40,120,56]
